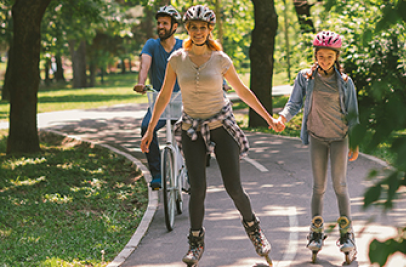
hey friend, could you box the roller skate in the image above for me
[243,216,273,266]
[182,228,205,267]
[307,216,327,263]
[336,216,357,265]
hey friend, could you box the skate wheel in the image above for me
[345,253,350,265]
[311,251,318,263]
[344,250,357,265]
[264,254,273,266]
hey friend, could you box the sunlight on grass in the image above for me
[9,176,46,187]
[0,71,290,122]
[0,73,146,122]
[0,131,148,267]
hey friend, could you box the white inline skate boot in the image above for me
[336,216,357,264]
[307,216,327,263]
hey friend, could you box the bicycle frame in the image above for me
[146,88,185,231]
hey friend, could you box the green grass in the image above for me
[0,72,146,122]
[0,129,148,267]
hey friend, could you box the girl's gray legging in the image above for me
[181,128,254,231]
[309,134,352,219]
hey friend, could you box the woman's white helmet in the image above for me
[183,5,216,25]
[156,5,182,24]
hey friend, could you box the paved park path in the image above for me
[1,86,404,267]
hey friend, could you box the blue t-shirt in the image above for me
[141,38,183,92]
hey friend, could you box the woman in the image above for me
[140,5,282,266]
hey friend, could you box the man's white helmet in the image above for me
[156,5,182,23]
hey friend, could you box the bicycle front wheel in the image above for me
[162,147,176,231]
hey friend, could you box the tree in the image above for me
[248,0,278,127]
[6,0,51,154]
[293,0,315,33]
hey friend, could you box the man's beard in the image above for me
[158,28,172,40]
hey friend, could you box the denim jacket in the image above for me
[279,67,359,145]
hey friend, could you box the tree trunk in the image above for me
[7,0,51,154]
[89,61,96,87]
[44,57,51,86]
[55,54,65,82]
[293,0,315,33]
[145,8,155,39]
[120,58,126,74]
[68,39,87,88]
[249,0,278,127]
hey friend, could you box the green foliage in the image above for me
[274,0,311,82]
[0,131,148,266]
[369,228,406,267]
[220,0,254,70]
[40,0,142,74]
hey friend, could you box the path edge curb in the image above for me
[40,129,158,267]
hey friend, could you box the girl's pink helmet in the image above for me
[313,31,342,51]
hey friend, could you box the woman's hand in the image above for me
[140,130,153,153]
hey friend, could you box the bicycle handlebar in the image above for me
[144,85,158,92]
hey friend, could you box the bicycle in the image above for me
[145,85,188,231]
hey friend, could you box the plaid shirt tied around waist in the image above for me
[174,101,249,157]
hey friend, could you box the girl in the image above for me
[140,5,280,266]
[277,31,359,263]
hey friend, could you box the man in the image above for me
[133,5,182,190]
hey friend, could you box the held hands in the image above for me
[348,146,359,161]
[268,116,286,132]
[133,84,146,94]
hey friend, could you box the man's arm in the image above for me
[133,54,152,93]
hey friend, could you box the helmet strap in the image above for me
[193,41,206,46]
[317,63,334,75]
[192,37,209,46]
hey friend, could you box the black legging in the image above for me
[181,127,254,231]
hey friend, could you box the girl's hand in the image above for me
[140,130,153,153]
[272,116,286,132]
[267,117,285,132]
[348,146,359,161]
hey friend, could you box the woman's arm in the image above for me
[224,65,281,130]
[140,63,177,152]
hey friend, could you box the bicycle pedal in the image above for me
[182,188,191,194]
